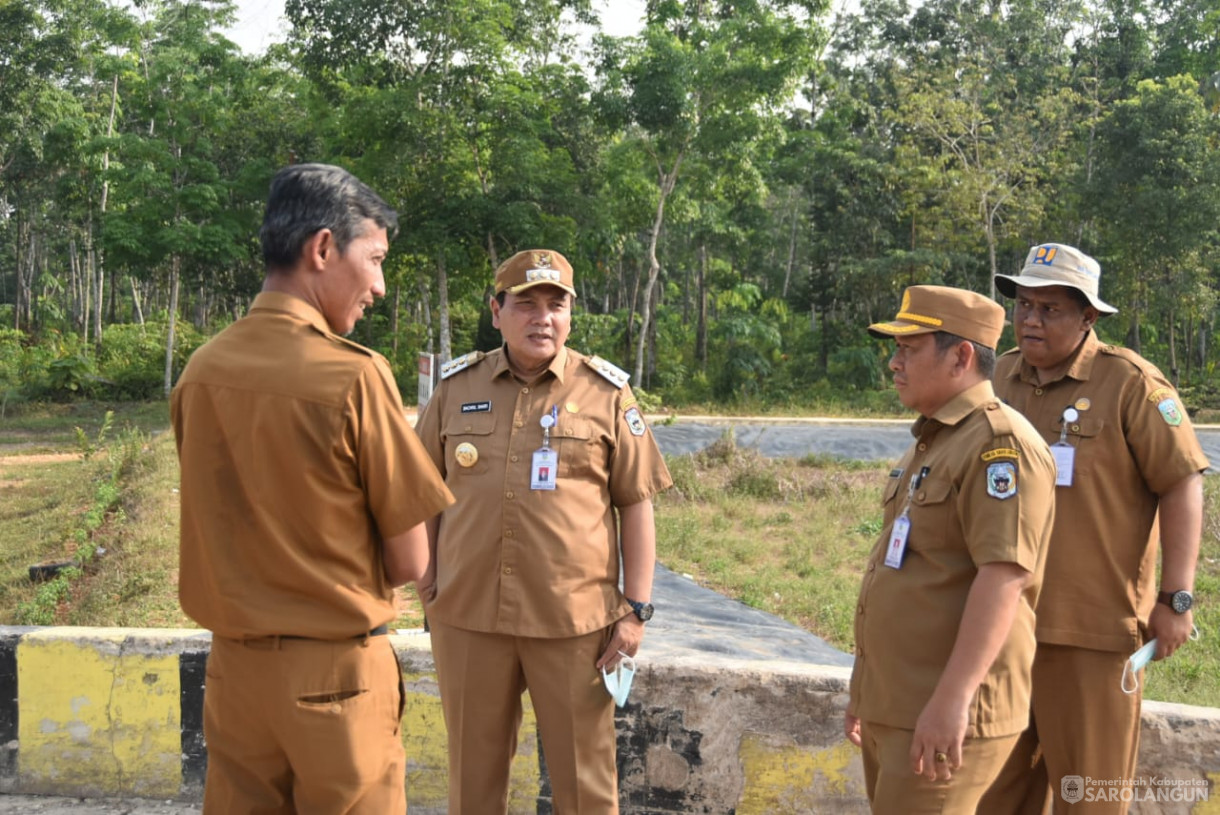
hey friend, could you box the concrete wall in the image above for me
[1,626,1217,813]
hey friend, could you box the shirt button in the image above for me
[506,491,514,500]
[1034,388,1044,396]
[916,491,926,502]
[514,421,524,428]
[917,443,927,451]
[868,563,875,572]
[857,604,865,614]
[503,566,513,575]
[522,387,530,394]
[464,425,472,431]
[510,455,519,462]
[1071,424,1080,432]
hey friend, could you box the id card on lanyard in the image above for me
[531,405,559,491]
[884,466,929,569]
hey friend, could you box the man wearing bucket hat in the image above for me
[980,243,1208,814]
[844,285,1056,813]
[414,249,673,813]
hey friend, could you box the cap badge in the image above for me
[533,251,552,268]
[1074,398,1091,411]
[525,267,561,284]
[1032,245,1058,266]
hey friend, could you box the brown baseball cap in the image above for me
[868,285,1005,349]
[995,243,1117,314]
[493,249,577,298]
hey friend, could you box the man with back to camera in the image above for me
[171,163,454,814]
[414,248,673,813]
[844,285,1056,814]
[980,243,1207,814]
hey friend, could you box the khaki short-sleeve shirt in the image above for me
[849,380,1056,738]
[415,347,673,638]
[171,292,454,639]
[994,331,1209,652]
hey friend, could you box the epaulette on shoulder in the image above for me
[1098,343,1159,375]
[585,355,630,389]
[982,399,1015,438]
[440,351,485,380]
[329,333,376,357]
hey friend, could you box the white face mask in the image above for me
[602,651,636,707]
[1121,639,1157,695]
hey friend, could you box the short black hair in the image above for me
[260,163,398,271]
[933,331,996,378]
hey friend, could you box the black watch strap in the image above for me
[626,598,654,622]
[1157,590,1193,614]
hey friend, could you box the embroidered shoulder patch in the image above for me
[1147,386,1174,404]
[986,461,1018,500]
[981,448,1020,462]
[1157,397,1184,426]
[624,407,647,436]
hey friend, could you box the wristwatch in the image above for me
[626,598,654,622]
[1157,590,1194,614]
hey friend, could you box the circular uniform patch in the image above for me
[1157,397,1183,427]
[455,442,479,468]
[624,407,647,437]
[987,461,1017,500]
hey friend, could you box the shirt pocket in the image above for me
[906,475,955,551]
[1063,415,1105,475]
[554,415,595,478]
[444,413,496,477]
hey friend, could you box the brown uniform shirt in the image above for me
[849,381,1055,738]
[172,292,454,640]
[994,330,1209,652]
[415,347,673,638]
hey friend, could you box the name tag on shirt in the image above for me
[531,448,558,490]
[1052,443,1075,487]
[884,514,911,569]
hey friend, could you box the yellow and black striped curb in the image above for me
[3,627,1219,813]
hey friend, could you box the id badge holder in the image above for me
[1052,405,1079,487]
[1051,443,1075,486]
[531,448,558,490]
[884,513,910,569]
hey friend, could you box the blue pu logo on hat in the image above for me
[1031,245,1058,266]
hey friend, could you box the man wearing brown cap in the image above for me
[844,285,1056,813]
[981,244,1207,814]
[414,249,673,813]
[172,164,455,813]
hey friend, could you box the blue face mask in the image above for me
[1121,639,1157,695]
[602,652,636,708]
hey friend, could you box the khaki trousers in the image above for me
[979,644,1142,815]
[429,620,618,815]
[860,720,1018,814]
[202,634,406,815]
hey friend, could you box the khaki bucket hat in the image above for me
[995,243,1117,314]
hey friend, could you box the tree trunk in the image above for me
[1167,308,1179,387]
[163,256,180,398]
[418,273,434,354]
[130,276,146,326]
[437,254,451,362]
[634,154,684,383]
[696,243,708,371]
[390,282,400,361]
[783,201,799,299]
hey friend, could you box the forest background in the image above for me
[1,0,1220,413]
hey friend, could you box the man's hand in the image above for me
[1148,603,1193,660]
[909,691,969,781]
[844,712,862,747]
[596,614,644,669]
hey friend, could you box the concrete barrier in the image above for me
[0,626,1217,813]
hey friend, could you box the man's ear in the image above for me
[303,229,334,271]
[955,340,975,375]
[1082,306,1099,331]
[489,295,502,329]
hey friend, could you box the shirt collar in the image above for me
[249,291,333,336]
[491,345,569,385]
[911,379,997,437]
[1009,329,1100,385]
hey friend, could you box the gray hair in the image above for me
[260,163,398,271]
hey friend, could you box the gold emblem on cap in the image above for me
[455,442,479,468]
[1074,398,1091,411]
[566,402,580,413]
[534,251,552,268]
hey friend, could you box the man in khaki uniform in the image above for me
[172,164,454,814]
[415,249,673,814]
[844,285,1056,814]
[981,244,1207,814]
